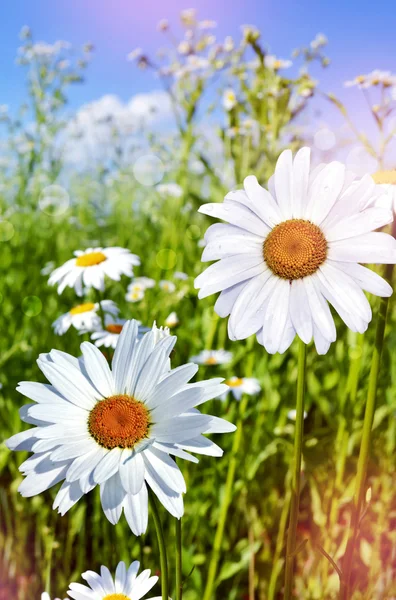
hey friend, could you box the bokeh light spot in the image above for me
[314,128,336,151]
[156,248,177,269]
[39,185,70,216]
[186,224,201,240]
[133,155,165,186]
[22,296,42,317]
[0,220,15,242]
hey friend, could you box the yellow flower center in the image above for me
[88,395,150,449]
[75,251,107,267]
[274,60,282,69]
[204,356,218,365]
[103,595,130,600]
[69,302,95,315]
[372,170,396,186]
[263,219,327,280]
[356,75,365,83]
[106,324,123,334]
[226,378,243,387]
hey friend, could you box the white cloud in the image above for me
[63,90,173,166]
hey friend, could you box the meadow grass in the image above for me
[1,16,396,600]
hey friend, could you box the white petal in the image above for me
[80,342,115,397]
[93,448,122,484]
[323,207,393,242]
[119,449,145,494]
[145,468,184,519]
[37,360,98,410]
[261,278,291,353]
[112,320,139,392]
[143,447,186,493]
[199,201,268,236]
[214,280,248,318]
[289,279,313,343]
[292,147,310,218]
[274,149,293,218]
[100,472,126,524]
[195,255,266,298]
[150,388,202,421]
[303,275,336,342]
[328,232,396,264]
[123,484,149,535]
[333,261,393,297]
[304,161,345,224]
[242,177,283,227]
[53,480,85,515]
[145,363,198,410]
[229,269,276,339]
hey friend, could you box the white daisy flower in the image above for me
[287,409,308,421]
[159,280,176,293]
[165,312,179,328]
[372,170,396,213]
[128,277,156,292]
[52,300,119,335]
[195,147,396,355]
[91,316,128,349]
[265,55,292,70]
[174,271,188,280]
[223,89,237,111]
[67,560,159,600]
[41,261,55,276]
[221,376,261,401]
[6,320,235,535]
[344,74,369,88]
[49,247,140,296]
[41,593,65,600]
[190,349,233,366]
[156,183,183,198]
[126,288,145,303]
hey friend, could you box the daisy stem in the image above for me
[284,338,307,600]
[202,392,249,600]
[175,518,183,600]
[340,273,392,599]
[149,489,169,600]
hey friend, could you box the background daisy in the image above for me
[49,247,140,296]
[220,376,261,401]
[52,300,119,335]
[189,349,233,366]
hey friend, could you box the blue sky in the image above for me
[1,0,395,137]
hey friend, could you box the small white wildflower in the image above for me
[164,312,179,328]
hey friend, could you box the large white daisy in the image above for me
[6,321,235,535]
[49,247,140,296]
[52,300,119,335]
[67,560,160,600]
[195,148,396,354]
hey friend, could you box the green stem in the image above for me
[340,277,392,599]
[203,394,249,600]
[149,490,169,600]
[284,338,307,599]
[175,518,183,600]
